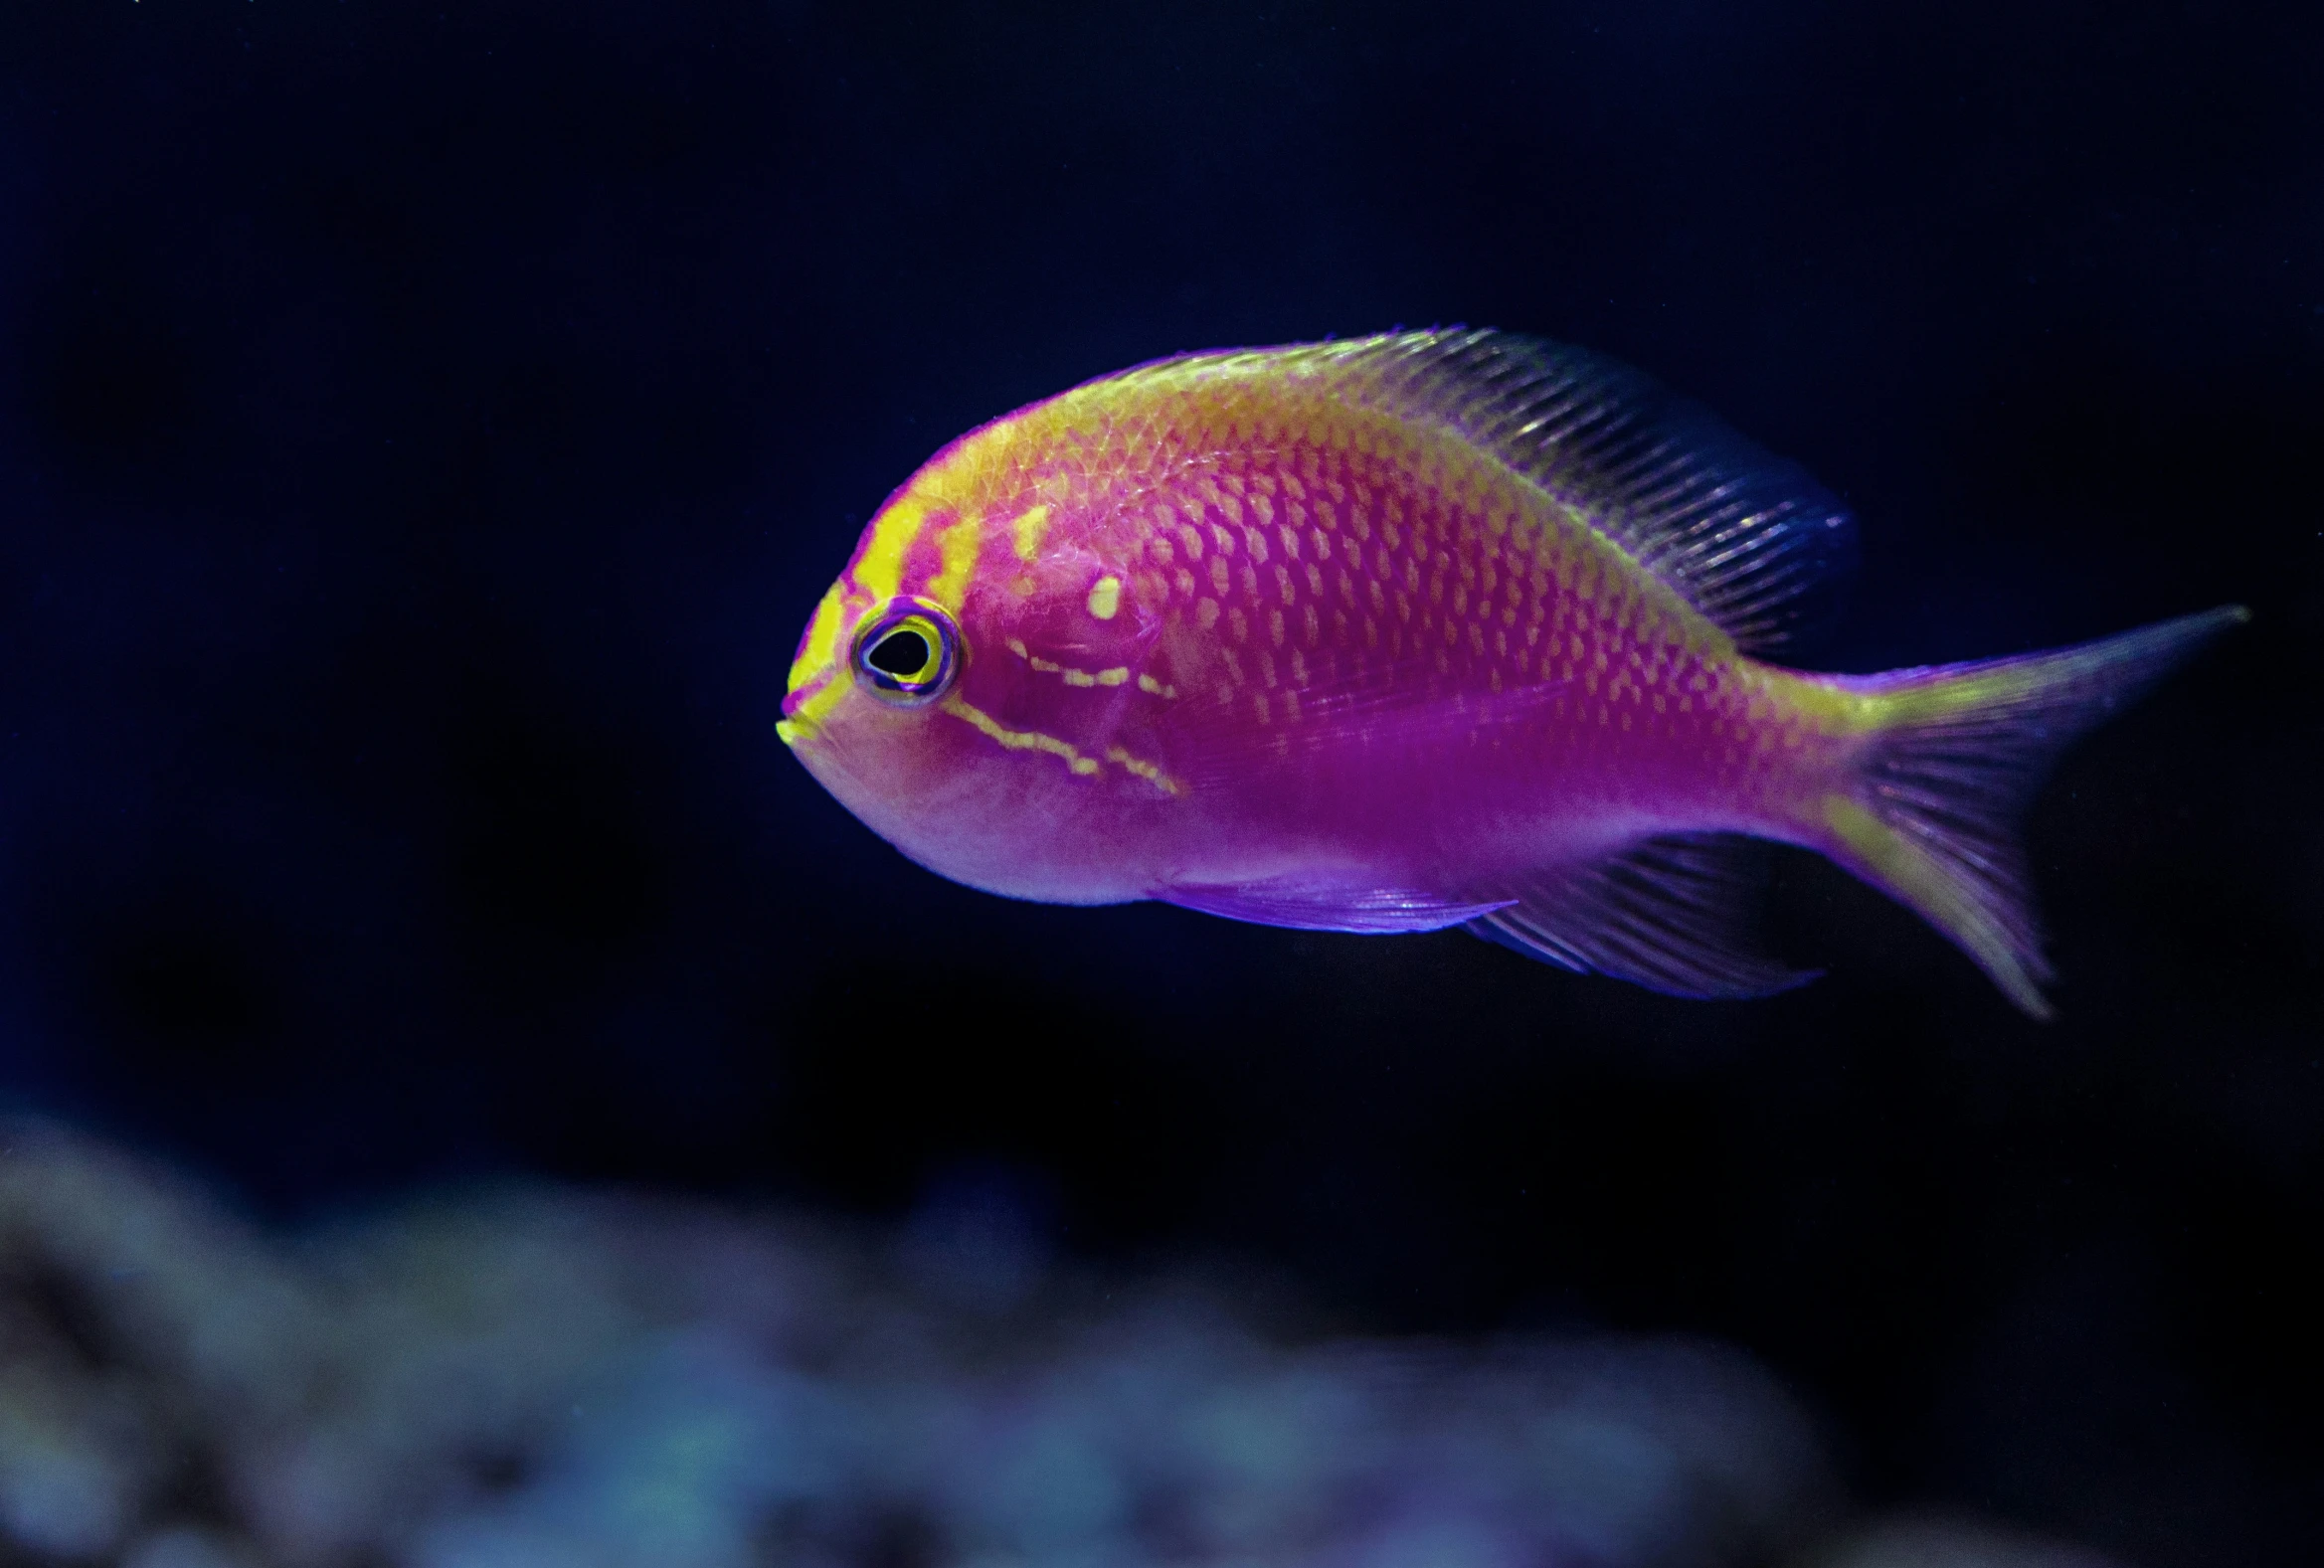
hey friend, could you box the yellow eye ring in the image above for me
[850,599,962,705]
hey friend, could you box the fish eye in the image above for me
[850,599,961,705]
[867,627,930,676]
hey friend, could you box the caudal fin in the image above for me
[1818,606,2248,1017]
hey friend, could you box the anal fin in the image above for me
[1468,833,1815,998]
[1160,878,1516,935]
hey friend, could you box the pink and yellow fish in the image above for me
[780,330,2241,1015]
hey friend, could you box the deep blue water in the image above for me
[1,5,2317,1564]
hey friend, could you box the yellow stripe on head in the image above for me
[927,509,984,607]
[1009,503,1052,563]
[785,417,1026,742]
[786,583,849,697]
[845,493,930,608]
[785,493,948,742]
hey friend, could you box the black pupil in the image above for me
[867,627,932,679]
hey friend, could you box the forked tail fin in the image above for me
[1818,606,2248,1017]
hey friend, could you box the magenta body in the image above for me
[781,342,1861,916]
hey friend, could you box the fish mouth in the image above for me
[776,683,821,748]
[778,658,846,747]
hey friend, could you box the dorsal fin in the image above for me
[1338,329,1859,652]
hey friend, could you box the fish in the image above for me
[779,330,2243,1016]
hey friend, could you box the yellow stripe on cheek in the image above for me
[939,694,1102,776]
[1104,747,1182,796]
[933,695,1183,796]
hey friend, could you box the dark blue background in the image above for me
[3,5,2318,1563]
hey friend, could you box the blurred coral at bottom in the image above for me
[0,1123,2114,1568]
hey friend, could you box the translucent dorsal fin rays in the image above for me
[1334,330,1858,652]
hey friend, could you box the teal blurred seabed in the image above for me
[3,1123,2114,1568]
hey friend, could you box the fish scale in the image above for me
[1023,371,1792,822]
[781,330,2243,1016]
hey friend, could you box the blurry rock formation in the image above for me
[0,1123,2114,1568]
